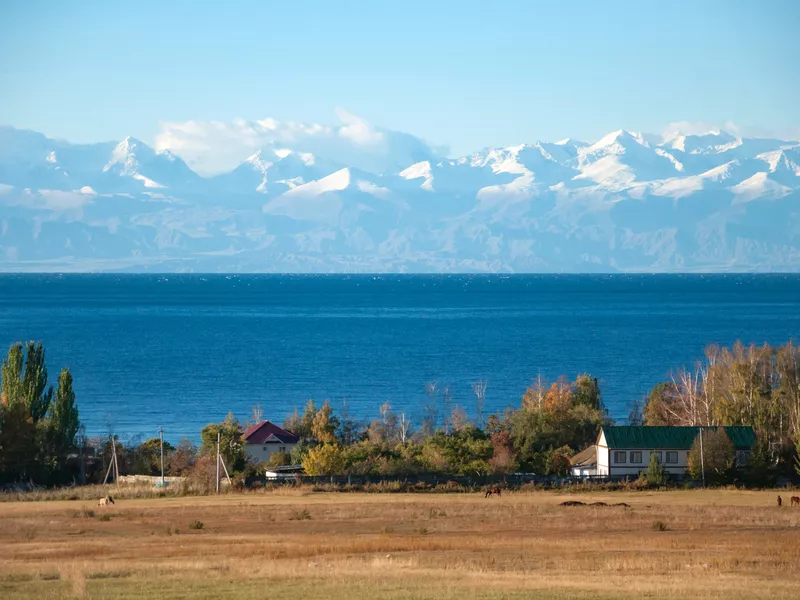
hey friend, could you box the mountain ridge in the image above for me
[0,124,798,273]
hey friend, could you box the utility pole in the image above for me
[216,432,221,494]
[159,427,165,489]
[111,436,121,492]
[699,427,706,487]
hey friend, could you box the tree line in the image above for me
[3,339,800,488]
[0,342,79,485]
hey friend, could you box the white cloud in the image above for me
[154,110,434,177]
[335,107,383,145]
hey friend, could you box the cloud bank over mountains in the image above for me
[1,111,799,273]
[153,108,436,177]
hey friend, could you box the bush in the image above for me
[289,508,311,521]
[652,520,669,531]
[188,520,204,530]
[646,453,667,486]
[302,444,345,476]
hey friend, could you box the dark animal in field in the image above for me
[791,496,800,507]
[484,487,502,498]
[98,495,114,506]
[777,495,782,507]
[559,500,586,507]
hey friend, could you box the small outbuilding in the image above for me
[569,445,597,477]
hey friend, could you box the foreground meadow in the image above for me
[0,489,798,599]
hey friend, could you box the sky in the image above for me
[1,0,798,158]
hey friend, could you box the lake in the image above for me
[1,273,799,443]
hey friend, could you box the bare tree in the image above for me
[250,403,264,424]
[398,412,412,444]
[472,379,487,426]
[423,381,439,436]
[442,385,452,434]
[450,405,469,432]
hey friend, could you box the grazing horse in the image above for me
[98,495,115,507]
[791,496,800,507]
[484,487,502,498]
[778,495,782,507]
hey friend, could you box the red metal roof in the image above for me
[242,421,300,444]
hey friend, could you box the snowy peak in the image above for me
[665,131,741,154]
[283,167,352,197]
[2,123,800,274]
[101,136,198,190]
[586,129,649,153]
[399,161,434,190]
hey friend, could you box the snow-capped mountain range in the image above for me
[1,121,799,272]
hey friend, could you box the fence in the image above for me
[245,472,618,488]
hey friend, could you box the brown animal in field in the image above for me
[484,487,502,498]
[777,495,782,507]
[98,495,115,506]
[791,496,800,507]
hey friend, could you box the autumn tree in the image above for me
[200,412,245,472]
[311,400,337,443]
[687,428,734,484]
[168,438,197,475]
[302,443,345,475]
[546,445,573,476]
[488,430,517,474]
[267,450,292,467]
[134,437,174,475]
[449,405,469,432]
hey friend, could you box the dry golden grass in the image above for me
[1,489,799,599]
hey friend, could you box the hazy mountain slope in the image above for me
[0,125,798,272]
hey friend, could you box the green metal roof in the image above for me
[600,426,756,450]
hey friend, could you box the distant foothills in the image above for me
[1,123,799,273]
[1,340,799,489]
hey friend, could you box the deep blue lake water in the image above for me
[1,274,799,443]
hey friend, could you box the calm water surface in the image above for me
[1,274,798,442]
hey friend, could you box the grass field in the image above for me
[1,488,799,599]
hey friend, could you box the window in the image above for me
[652,451,662,464]
[630,451,642,463]
[666,451,678,464]
[614,451,626,463]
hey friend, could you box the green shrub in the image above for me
[646,453,667,486]
[188,520,204,530]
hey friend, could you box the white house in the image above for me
[242,421,299,465]
[589,426,756,478]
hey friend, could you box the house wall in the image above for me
[571,466,597,477]
[608,449,689,477]
[245,443,297,465]
[596,432,610,476]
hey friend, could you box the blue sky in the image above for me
[1,0,798,155]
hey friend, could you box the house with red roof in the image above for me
[241,421,300,464]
